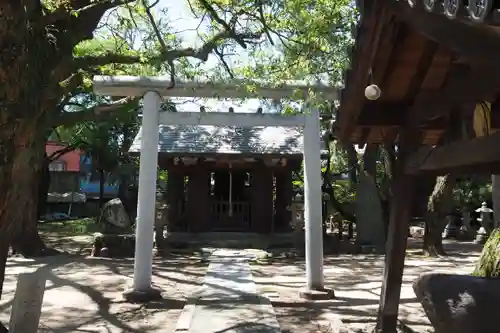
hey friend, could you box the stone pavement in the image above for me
[176,249,281,333]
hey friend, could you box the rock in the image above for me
[97,198,132,233]
[91,233,136,257]
[355,172,385,250]
[413,273,500,333]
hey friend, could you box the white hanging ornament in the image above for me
[364,84,381,101]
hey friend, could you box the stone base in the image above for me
[123,286,163,303]
[299,287,335,300]
[474,233,488,245]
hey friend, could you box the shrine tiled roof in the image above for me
[129,125,307,155]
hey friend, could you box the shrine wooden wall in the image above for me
[163,160,296,233]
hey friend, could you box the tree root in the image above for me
[423,245,447,258]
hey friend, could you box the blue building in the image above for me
[79,155,120,199]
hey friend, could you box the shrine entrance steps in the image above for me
[165,232,299,249]
[175,249,281,333]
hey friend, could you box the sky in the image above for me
[160,1,278,113]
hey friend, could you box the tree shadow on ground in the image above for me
[1,253,208,333]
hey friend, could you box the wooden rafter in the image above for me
[402,39,438,102]
[373,17,405,88]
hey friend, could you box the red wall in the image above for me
[45,141,81,172]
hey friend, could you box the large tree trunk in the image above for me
[0,121,52,317]
[423,174,457,256]
[9,138,53,257]
[37,154,51,219]
[0,3,112,328]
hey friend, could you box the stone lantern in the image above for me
[287,194,305,246]
[288,194,304,230]
[474,202,494,244]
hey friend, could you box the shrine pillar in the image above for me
[275,168,293,231]
[166,170,185,231]
[186,167,210,232]
[128,91,161,300]
[251,167,274,233]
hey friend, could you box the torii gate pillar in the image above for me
[123,91,162,302]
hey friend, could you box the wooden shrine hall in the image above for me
[337,0,500,332]
[129,107,309,233]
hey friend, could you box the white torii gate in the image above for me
[93,75,339,300]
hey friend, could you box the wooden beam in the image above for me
[356,102,500,128]
[376,111,421,332]
[387,0,500,75]
[93,75,340,100]
[405,130,500,175]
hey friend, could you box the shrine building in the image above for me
[129,107,311,233]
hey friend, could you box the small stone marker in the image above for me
[9,269,48,333]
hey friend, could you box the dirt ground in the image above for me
[252,239,483,333]
[1,226,483,333]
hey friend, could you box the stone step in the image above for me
[176,249,281,333]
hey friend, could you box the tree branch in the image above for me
[54,97,139,127]
[48,143,83,162]
[197,0,248,49]
[72,30,262,71]
[43,0,133,26]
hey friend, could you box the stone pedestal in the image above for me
[299,287,335,300]
[475,227,489,244]
[123,286,163,303]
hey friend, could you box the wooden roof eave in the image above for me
[336,0,389,143]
